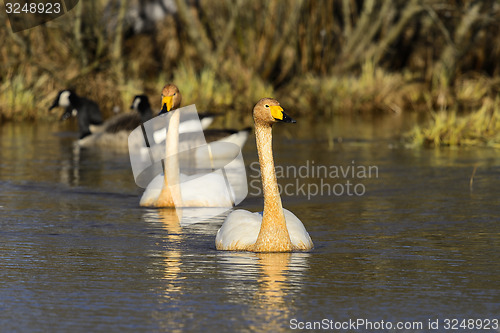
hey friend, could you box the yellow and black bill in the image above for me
[160,95,173,114]
[270,105,296,123]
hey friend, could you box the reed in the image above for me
[409,96,500,148]
[1,0,499,127]
[278,60,426,116]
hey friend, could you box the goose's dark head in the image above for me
[130,95,151,115]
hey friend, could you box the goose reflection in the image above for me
[59,143,105,187]
[59,144,81,186]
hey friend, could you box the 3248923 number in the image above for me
[443,318,499,330]
[5,2,62,14]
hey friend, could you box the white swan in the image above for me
[139,84,235,208]
[216,98,313,252]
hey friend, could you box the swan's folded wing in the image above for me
[216,210,261,250]
[284,209,314,250]
[140,174,164,206]
[180,172,234,208]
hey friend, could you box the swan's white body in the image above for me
[215,209,313,250]
[140,172,235,207]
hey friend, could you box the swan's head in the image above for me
[49,89,73,110]
[130,95,151,114]
[160,84,182,114]
[253,98,296,125]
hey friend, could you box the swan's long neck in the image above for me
[252,121,293,252]
[156,110,183,207]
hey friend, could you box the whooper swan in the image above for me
[215,98,313,252]
[139,84,234,208]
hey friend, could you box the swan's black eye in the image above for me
[265,104,269,108]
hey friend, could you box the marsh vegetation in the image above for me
[1,0,499,146]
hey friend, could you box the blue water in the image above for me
[0,121,499,332]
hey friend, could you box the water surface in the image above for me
[0,118,499,332]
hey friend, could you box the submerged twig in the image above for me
[469,164,478,191]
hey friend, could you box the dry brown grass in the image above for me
[410,96,500,148]
[1,0,499,130]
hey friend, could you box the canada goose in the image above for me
[100,95,154,133]
[49,90,103,139]
[77,95,157,150]
[215,98,313,252]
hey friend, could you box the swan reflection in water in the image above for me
[143,207,227,333]
[143,208,227,295]
[142,208,310,332]
[143,209,185,299]
[217,251,310,331]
